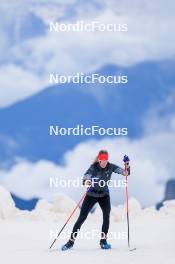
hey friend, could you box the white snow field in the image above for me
[0,185,175,264]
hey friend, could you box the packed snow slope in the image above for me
[0,186,175,264]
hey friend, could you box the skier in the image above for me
[61,150,130,251]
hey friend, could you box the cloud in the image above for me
[1,93,175,207]
[0,1,175,107]
[0,122,174,207]
[0,1,175,207]
[0,64,47,107]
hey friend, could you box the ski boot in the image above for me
[100,239,111,250]
[61,240,74,251]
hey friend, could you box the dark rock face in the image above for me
[157,179,175,210]
[164,180,175,200]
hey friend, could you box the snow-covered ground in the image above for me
[0,186,175,264]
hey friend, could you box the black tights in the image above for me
[70,194,111,241]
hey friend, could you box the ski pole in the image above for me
[124,155,130,248]
[49,187,90,249]
[123,155,136,251]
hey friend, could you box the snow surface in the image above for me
[0,185,175,264]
